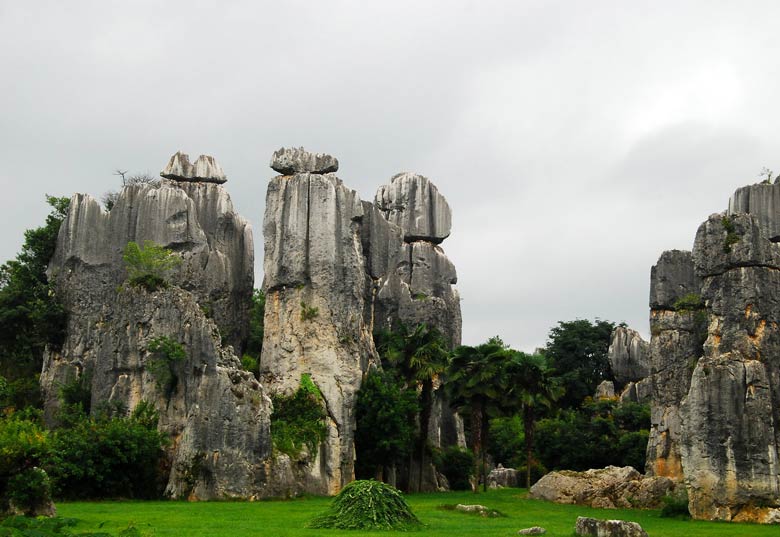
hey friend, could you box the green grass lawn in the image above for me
[57,488,775,537]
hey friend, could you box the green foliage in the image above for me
[122,240,181,291]
[721,216,740,253]
[240,355,259,379]
[488,416,524,468]
[308,480,421,531]
[355,371,419,479]
[7,466,52,515]
[660,489,691,519]
[244,289,265,359]
[535,399,650,472]
[0,515,143,536]
[434,447,475,491]
[544,319,616,409]
[146,336,185,398]
[0,196,69,402]
[47,405,166,500]
[59,372,92,414]
[299,301,318,321]
[673,293,704,312]
[0,412,51,513]
[270,374,327,458]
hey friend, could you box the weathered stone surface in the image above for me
[270,147,338,175]
[649,250,701,309]
[608,327,650,385]
[595,380,615,399]
[261,171,378,495]
[40,164,270,499]
[488,465,518,489]
[518,527,546,535]
[41,286,271,499]
[618,379,652,405]
[161,151,227,183]
[645,249,706,482]
[47,181,253,353]
[729,181,780,242]
[674,211,780,522]
[375,172,451,243]
[575,517,648,537]
[529,466,675,509]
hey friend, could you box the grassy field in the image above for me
[57,488,776,537]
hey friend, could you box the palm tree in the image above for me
[504,352,562,489]
[446,337,512,491]
[380,323,450,492]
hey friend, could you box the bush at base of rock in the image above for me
[308,480,421,531]
[435,446,475,491]
[7,467,55,517]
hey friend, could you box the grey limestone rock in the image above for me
[608,327,650,385]
[729,181,780,242]
[530,466,675,510]
[160,151,227,183]
[649,250,701,309]
[518,528,546,535]
[595,380,615,399]
[375,172,451,243]
[575,517,648,537]
[270,147,338,175]
[488,465,519,488]
[261,171,378,495]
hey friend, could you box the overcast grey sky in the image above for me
[2,1,779,351]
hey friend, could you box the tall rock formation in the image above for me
[261,151,378,494]
[645,181,780,523]
[372,172,462,348]
[260,149,463,494]
[645,250,705,481]
[41,153,270,499]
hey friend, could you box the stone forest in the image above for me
[2,147,780,527]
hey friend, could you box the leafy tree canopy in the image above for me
[543,318,616,408]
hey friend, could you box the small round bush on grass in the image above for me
[308,480,421,531]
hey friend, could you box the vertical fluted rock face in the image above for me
[260,148,463,494]
[375,172,452,243]
[372,174,462,349]
[677,213,780,522]
[729,182,780,242]
[608,327,650,385]
[42,157,269,499]
[261,167,378,495]
[645,250,705,482]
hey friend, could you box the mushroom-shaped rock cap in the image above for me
[375,172,452,243]
[161,151,227,184]
[270,147,339,175]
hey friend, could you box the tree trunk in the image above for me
[523,404,535,490]
[418,379,433,492]
[481,406,489,492]
[471,401,484,493]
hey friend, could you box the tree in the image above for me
[0,195,70,406]
[544,319,616,408]
[355,370,419,481]
[377,324,450,492]
[503,352,562,489]
[446,336,512,491]
[122,240,181,291]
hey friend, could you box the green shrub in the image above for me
[270,374,328,458]
[300,302,319,321]
[673,293,704,312]
[660,488,691,519]
[435,446,475,491]
[308,480,421,530]
[123,240,181,291]
[48,411,166,500]
[0,516,143,536]
[146,336,186,398]
[58,372,92,414]
[241,355,259,379]
[721,216,740,253]
[7,466,52,515]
